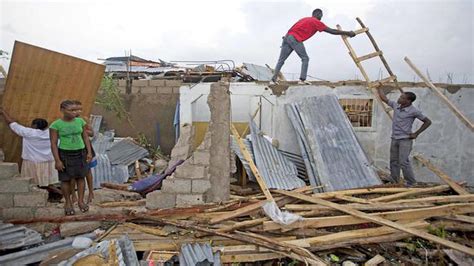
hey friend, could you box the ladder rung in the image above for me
[369,75,397,88]
[354,27,369,35]
[356,51,382,63]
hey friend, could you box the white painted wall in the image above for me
[179,83,474,185]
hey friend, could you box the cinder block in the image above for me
[14,190,48,207]
[165,80,182,87]
[192,179,211,193]
[176,194,205,207]
[161,178,191,194]
[156,87,173,94]
[131,87,141,94]
[172,87,181,94]
[118,86,127,94]
[60,221,101,237]
[0,177,33,193]
[192,151,210,165]
[35,207,64,218]
[141,86,157,93]
[146,191,176,209]
[1,207,35,220]
[0,194,14,208]
[118,79,127,87]
[174,164,208,179]
[149,79,166,86]
[132,79,149,87]
[0,162,19,179]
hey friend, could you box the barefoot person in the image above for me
[271,8,355,85]
[0,109,59,190]
[50,100,92,215]
[377,88,432,186]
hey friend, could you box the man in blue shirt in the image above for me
[377,87,432,186]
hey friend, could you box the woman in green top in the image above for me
[50,100,92,216]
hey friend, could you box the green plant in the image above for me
[428,225,447,239]
[96,75,131,123]
[137,133,166,160]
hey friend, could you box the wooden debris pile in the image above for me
[92,184,474,264]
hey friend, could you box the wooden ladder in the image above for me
[337,18,403,118]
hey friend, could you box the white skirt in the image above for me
[21,160,59,186]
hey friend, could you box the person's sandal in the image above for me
[78,203,89,213]
[64,207,75,216]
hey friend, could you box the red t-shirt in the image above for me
[287,17,327,42]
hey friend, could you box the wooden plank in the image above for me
[354,27,369,35]
[285,221,428,247]
[312,187,415,199]
[365,254,386,266]
[123,223,169,237]
[265,203,474,231]
[371,185,450,202]
[97,200,146,208]
[221,253,284,263]
[285,201,434,212]
[230,124,274,201]
[275,190,474,256]
[368,75,397,88]
[414,155,469,195]
[356,51,382,63]
[404,56,474,132]
[443,215,474,224]
[0,41,105,163]
[393,194,474,204]
[217,217,267,232]
[209,200,266,224]
[335,195,372,204]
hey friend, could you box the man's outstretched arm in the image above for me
[324,27,355,37]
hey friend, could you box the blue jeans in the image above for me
[272,35,309,81]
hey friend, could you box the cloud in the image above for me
[0,0,472,83]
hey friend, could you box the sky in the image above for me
[1,0,473,83]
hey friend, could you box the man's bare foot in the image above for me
[87,192,94,204]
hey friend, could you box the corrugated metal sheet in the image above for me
[250,120,306,190]
[231,136,256,181]
[89,115,103,137]
[0,222,42,250]
[286,94,381,192]
[59,235,138,266]
[0,232,96,266]
[0,41,105,163]
[179,243,221,266]
[279,150,308,181]
[241,63,274,81]
[106,139,148,166]
[90,154,129,189]
[105,63,186,74]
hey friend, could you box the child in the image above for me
[70,100,96,204]
[50,100,92,215]
[0,109,59,189]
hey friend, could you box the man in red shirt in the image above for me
[271,9,356,85]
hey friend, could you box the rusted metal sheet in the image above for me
[0,41,105,163]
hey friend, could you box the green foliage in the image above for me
[137,133,165,160]
[428,225,447,239]
[329,254,340,262]
[96,75,130,122]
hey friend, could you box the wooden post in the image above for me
[414,155,469,195]
[404,57,474,132]
[230,123,274,201]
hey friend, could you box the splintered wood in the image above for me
[91,184,473,264]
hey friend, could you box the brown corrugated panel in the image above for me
[0,41,105,163]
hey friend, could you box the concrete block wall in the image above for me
[92,79,182,155]
[0,162,48,220]
[146,132,211,209]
